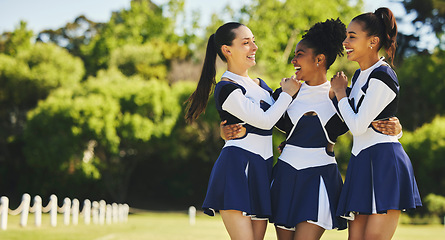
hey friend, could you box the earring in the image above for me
[317,63,319,67]
[370,46,373,49]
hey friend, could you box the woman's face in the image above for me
[224,26,258,69]
[343,20,373,63]
[291,41,318,82]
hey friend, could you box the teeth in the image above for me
[345,49,354,53]
[248,55,255,59]
[295,67,301,71]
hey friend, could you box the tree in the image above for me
[109,40,188,81]
[24,69,181,202]
[242,0,363,79]
[0,21,33,56]
[396,49,445,130]
[400,116,445,197]
[395,0,445,59]
[36,15,106,58]
[82,0,176,75]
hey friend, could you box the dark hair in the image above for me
[185,22,244,122]
[352,7,398,64]
[300,18,346,70]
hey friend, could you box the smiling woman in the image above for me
[184,22,301,240]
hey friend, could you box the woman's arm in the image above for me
[372,117,403,137]
[332,72,396,136]
[221,79,301,130]
[220,121,246,140]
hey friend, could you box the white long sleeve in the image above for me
[221,89,292,130]
[338,78,396,136]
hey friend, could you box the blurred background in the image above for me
[0,0,444,224]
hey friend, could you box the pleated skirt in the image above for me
[270,160,347,230]
[202,146,273,218]
[336,142,422,219]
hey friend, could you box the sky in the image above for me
[0,0,435,50]
[0,0,396,34]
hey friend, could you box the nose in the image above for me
[252,41,258,51]
[291,56,297,65]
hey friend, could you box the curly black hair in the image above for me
[300,18,346,70]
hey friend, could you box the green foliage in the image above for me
[82,0,176,75]
[397,49,445,130]
[109,40,188,79]
[424,193,445,217]
[401,116,445,196]
[24,69,181,201]
[244,0,363,79]
[0,21,33,56]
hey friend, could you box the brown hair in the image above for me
[353,7,398,64]
[184,22,245,122]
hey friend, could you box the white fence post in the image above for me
[62,198,71,225]
[33,196,42,227]
[83,199,91,225]
[92,201,99,224]
[106,204,112,225]
[0,194,129,229]
[189,206,196,225]
[19,193,31,227]
[112,203,118,223]
[72,199,79,225]
[0,196,9,230]
[49,194,57,227]
[99,200,106,225]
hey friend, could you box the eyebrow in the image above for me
[347,31,357,34]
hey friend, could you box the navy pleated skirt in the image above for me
[202,146,273,218]
[270,160,347,230]
[336,142,422,218]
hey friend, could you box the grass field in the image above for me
[0,211,443,240]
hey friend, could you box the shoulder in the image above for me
[215,79,246,97]
[257,78,273,94]
[369,65,399,91]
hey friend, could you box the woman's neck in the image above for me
[227,63,249,78]
[305,71,327,86]
[358,53,381,71]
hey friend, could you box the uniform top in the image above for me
[274,81,348,170]
[337,58,401,155]
[214,71,293,160]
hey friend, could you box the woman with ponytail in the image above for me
[331,8,422,240]
[185,22,301,240]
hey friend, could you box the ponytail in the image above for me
[374,8,397,64]
[352,7,398,64]
[184,22,244,123]
[185,34,217,123]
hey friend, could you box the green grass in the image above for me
[0,212,443,240]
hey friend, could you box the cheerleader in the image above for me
[185,22,301,240]
[331,8,422,240]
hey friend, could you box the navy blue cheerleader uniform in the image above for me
[336,58,422,219]
[202,71,293,219]
[270,81,348,230]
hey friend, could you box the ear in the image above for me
[370,36,380,49]
[316,54,326,65]
[222,45,231,56]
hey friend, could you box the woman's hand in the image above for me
[220,120,246,140]
[372,117,402,136]
[277,141,286,154]
[281,75,302,97]
[330,71,348,100]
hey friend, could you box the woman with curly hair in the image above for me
[268,18,349,240]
